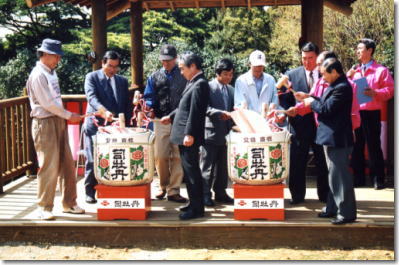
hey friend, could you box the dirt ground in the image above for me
[0,243,394,260]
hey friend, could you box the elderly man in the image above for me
[83,51,133,203]
[144,44,187,203]
[347,38,394,189]
[161,52,210,220]
[304,58,356,225]
[234,50,279,113]
[279,42,329,204]
[26,38,85,220]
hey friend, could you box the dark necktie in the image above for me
[222,85,229,110]
[361,65,367,76]
[308,71,314,90]
[108,78,117,102]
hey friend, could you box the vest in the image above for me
[152,67,186,118]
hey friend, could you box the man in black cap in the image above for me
[144,44,188,203]
[26,38,85,220]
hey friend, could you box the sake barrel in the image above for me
[93,127,155,186]
[226,130,291,185]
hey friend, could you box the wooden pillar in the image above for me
[301,0,323,50]
[130,0,144,91]
[91,0,107,70]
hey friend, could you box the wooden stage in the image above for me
[0,175,394,249]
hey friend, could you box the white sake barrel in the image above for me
[93,127,155,186]
[226,130,291,185]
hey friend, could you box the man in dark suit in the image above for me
[83,51,133,203]
[160,52,210,220]
[279,42,329,204]
[200,59,235,207]
[304,58,356,225]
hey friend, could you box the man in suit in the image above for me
[279,42,329,204]
[304,58,356,225]
[234,50,279,113]
[144,44,187,203]
[160,52,210,220]
[200,58,235,207]
[83,51,133,203]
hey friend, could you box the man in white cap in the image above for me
[26,38,85,220]
[234,50,279,113]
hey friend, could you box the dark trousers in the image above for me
[289,136,329,202]
[84,132,98,198]
[179,144,204,214]
[200,144,229,199]
[323,146,357,220]
[351,110,385,185]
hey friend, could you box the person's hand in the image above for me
[303,97,315,107]
[364,88,376,97]
[69,113,83,123]
[160,115,171,125]
[285,107,297,117]
[274,112,286,123]
[294,92,309,102]
[220,111,231,120]
[104,111,114,122]
[183,135,194,147]
[347,67,356,78]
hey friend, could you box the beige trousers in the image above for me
[32,117,77,211]
[153,122,183,196]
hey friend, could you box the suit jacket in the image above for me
[170,73,210,146]
[204,79,234,145]
[311,75,353,147]
[279,66,317,141]
[84,69,133,136]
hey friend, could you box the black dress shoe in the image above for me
[179,204,190,212]
[85,195,97,204]
[204,197,215,207]
[374,178,385,190]
[215,195,234,204]
[318,212,336,218]
[330,218,355,225]
[167,194,188,203]
[179,210,204,220]
[289,199,304,205]
[155,190,166,200]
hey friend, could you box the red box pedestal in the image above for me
[95,183,151,220]
[233,183,285,221]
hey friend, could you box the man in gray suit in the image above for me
[200,59,235,206]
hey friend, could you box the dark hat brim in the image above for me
[37,47,64,56]
[159,54,175,61]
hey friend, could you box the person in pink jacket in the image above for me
[346,38,394,189]
[289,51,361,131]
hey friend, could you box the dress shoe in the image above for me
[204,197,215,207]
[331,218,355,225]
[85,195,97,204]
[374,178,385,190]
[167,194,188,203]
[179,210,204,220]
[289,199,304,205]
[179,204,190,212]
[215,194,234,204]
[318,212,336,218]
[155,190,166,200]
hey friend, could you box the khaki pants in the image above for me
[32,117,77,211]
[154,122,183,196]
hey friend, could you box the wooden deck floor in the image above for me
[0,175,394,249]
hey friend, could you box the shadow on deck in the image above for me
[0,175,394,249]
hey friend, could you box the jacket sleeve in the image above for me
[234,78,247,108]
[185,80,209,136]
[143,75,155,108]
[373,67,394,102]
[85,72,106,112]
[311,84,351,117]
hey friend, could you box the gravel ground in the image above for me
[0,243,394,260]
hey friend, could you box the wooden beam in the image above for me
[106,0,130,20]
[324,0,353,16]
[169,1,175,11]
[130,0,144,90]
[195,0,200,9]
[301,0,323,51]
[143,2,149,11]
[91,0,107,70]
[247,0,251,10]
[25,0,57,8]
[221,0,225,9]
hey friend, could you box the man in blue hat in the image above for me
[26,38,85,220]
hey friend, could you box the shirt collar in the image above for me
[362,60,374,70]
[162,64,178,75]
[37,61,53,74]
[190,71,203,82]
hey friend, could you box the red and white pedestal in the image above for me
[95,183,151,220]
[233,183,285,221]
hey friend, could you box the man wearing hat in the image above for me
[234,50,279,114]
[26,38,85,220]
[144,44,188,203]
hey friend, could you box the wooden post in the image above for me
[91,0,107,70]
[301,0,323,50]
[130,0,144,91]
